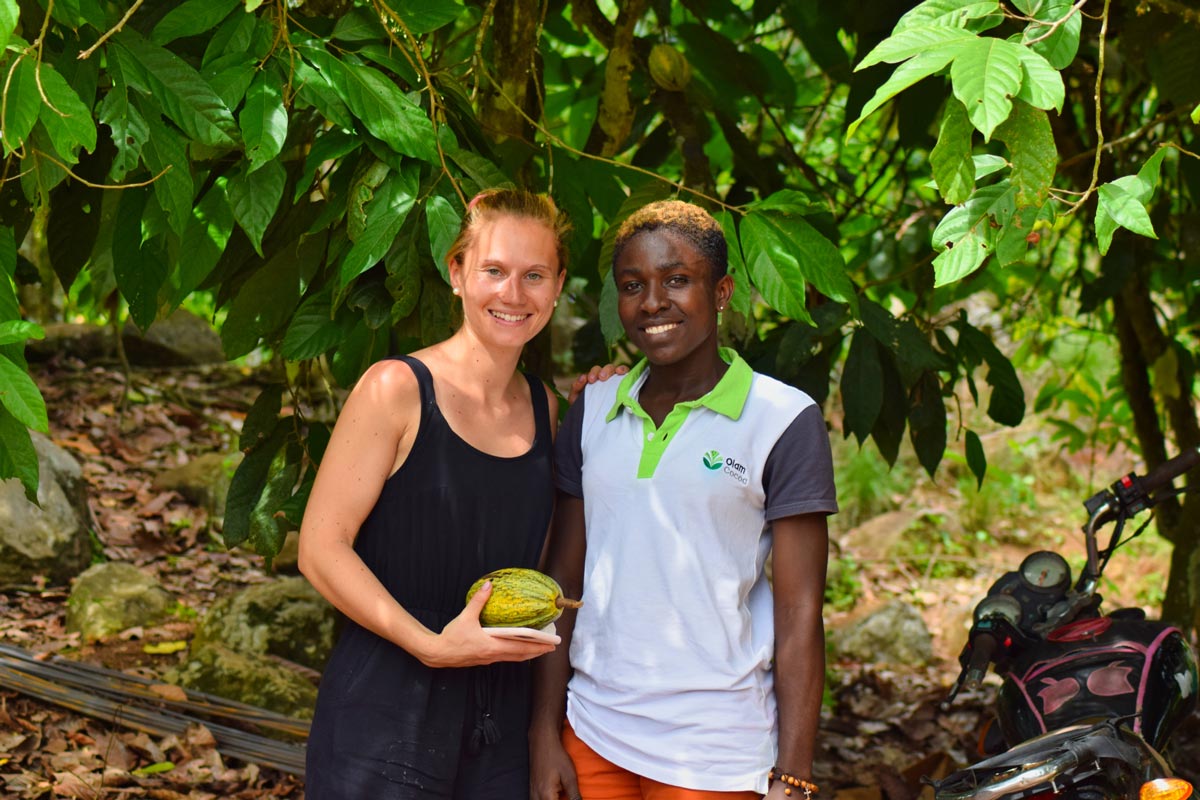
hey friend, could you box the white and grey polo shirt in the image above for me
[554,348,837,793]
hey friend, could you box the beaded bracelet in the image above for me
[769,767,818,798]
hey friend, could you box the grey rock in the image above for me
[0,438,92,589]
[831,601,935,666]
[24,322,113,363]
[192,576,337,672]
[31,432,89,525]
[168,643,317,720]
[152,452,241,518]
[123,309,224,366]
[66,562,175,642]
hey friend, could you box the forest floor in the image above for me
[1,355,1197,799]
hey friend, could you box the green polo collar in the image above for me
[603,348,752,479]
[606,347,752,422]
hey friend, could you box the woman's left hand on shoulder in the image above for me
[567,363,628,405]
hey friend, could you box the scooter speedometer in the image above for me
[1020,551,1071,592]
[974,593,1022,625]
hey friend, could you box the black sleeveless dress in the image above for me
[305,356,554,799]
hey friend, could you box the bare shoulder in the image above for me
[348,358,421,412]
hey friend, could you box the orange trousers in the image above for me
[561,720,762,800]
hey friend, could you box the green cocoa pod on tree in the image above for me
[648,43,692,92]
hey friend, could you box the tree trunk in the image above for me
[1110,239,1200,631]
[477,0,557,379]
[583,0,648,157]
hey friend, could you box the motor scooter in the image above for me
[930,449,1200,800]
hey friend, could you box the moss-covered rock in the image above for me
[66,562,174,642]
[830,600,934,667]
[168,643,317,720]
[192,577,336,671]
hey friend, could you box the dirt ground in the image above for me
[1,356,1197,799]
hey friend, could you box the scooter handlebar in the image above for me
[1140,446,1200,497]
[963,632,998,691]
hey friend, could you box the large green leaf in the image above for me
[1014,47,1064,113]
[446,147,512,194]
[715,211,753,320]
[389,0,466,34]
[842,328,883,445]
[248,445,301,557]
[151,0,240,45]
[240,384,283,452]
[930,98,975,204]
[385,226,422,322]
[227,159,286,256]
[846,46,961,139]
[224,426,287,549]
[282,288,345,361]
[347,160,391,242]
[171,181,234,305]
[425,195,460,284]
[994,203,1044,267]
[203,51,257,115]
[290,55,355,132]
[0,355,48,433]
[860,300,949,376]
[0,403,39,502]
[241,69,288,173]
[97,80,149,181]
[932,181,1017,251]
[0,0,17,52]
[46,165,102,291]
[1136,147,1170,194]
[955,317,1025,426]
[296,129,361,203]
[36,63,97,164]
[856,26,975,70]
[894,0,1002,32]
[1,58,39,154]
[111,29,240,148]
[933,228,991,286]
[0,225,13,278]
[340,164,419,287]
[1022,0,1081,69]
[908,370,946,478]
[741,208,857,324]
[221,235,319,359]
[21,127,69,204]
[141,116,194,237]
[964,429,986,488]
[870,348,908,467]
[949,37,1024,141]
[332,7,388,41]
[1096,179,1157,254]
[993,101,1056,206]
[302,47,438,162]
[111,189,167,331]
[0,321,43,346]
[599,273,622,346]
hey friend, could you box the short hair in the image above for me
[445,189,572,273]
[612,200,728,280]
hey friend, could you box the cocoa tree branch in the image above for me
[585,0,648,157]
[1062,0,1111,217]
[78,0,146,60]
[567,0,614,48]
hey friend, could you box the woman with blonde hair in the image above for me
[301,189,571,799]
